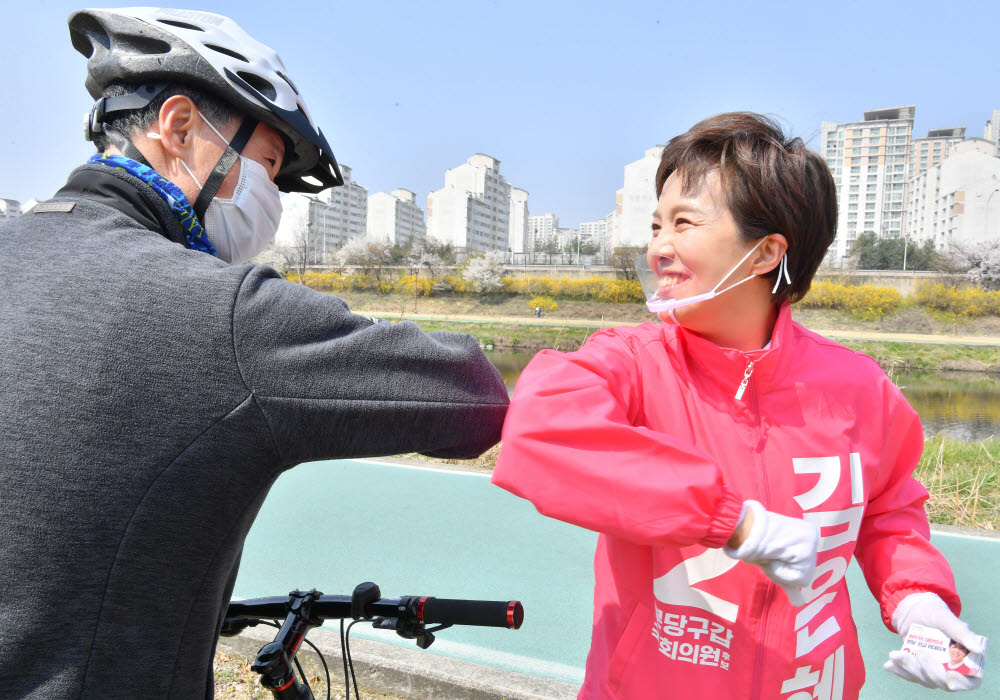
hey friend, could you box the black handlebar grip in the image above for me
[419,598,523,629]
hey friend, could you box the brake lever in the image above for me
[219,618,261,637]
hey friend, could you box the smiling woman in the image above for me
[642,112,838,350]
[491,112,985,699]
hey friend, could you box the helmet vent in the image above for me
[69,15,110,58]
[156,19,205,32]
[118,33,171,55]
[237,72,277,101]
[203,43,249,63]
[276,71,299,96]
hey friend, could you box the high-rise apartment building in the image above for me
[614,146,664,248]
[527,213,558,253]
[580,218,608,254]
[508,188,529,254]
[906,139,1000,251]
[274,164,367,263]
[985,109,1000,158]
[555,227,579,251]
[0,198,20,222]
[908,128,966,181]
[820,106,915,266]
[605,190,623,255]
[367,188,426,247]
[426,154,512,253]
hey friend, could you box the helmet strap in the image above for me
[192,116,258,221]
[105,130,153,168]
[86,82,171,168]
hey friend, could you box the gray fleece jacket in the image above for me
[0,164,509,698]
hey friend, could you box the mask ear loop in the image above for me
[771,253,792,294]
[148,131,205,190]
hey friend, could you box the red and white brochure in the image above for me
[901,623,989,679]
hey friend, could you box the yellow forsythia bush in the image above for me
[912,283,1000,318]
[501,276,643,303]
[328,273,378,292]
[528,296,559,313]
[596,279,645,304]
[394,275,434,296]
[800,281,903,321]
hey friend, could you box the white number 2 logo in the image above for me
[653,548,740,622]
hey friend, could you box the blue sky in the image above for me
[3,0,999,227]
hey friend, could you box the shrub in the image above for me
[529,296,559,313]
[912,282,1000,318]
[499,276,643,303]
[596,279,645,304]
[462,252,505,293]
[800,281,903,320]
[394,275,434,296]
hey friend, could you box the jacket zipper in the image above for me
[735,360,755,400]
[747,370,773,700]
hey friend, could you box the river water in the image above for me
[485,351,1000,442]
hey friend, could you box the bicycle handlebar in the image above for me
[223,586,523,700]
[226,594,523,630]
[420,597,523,629]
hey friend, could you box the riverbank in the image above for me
[332,290,1000,337]
[333,291,1000,372]
[382,319,1000,373]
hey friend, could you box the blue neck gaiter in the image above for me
[87,153,218,257]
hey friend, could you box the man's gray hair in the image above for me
[93,82,234,153]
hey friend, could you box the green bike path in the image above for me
[356,309,1000,347]
[234,459,998,697]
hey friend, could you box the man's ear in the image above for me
[751,234,788,276]
[156,95,198,160]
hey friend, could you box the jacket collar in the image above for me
[664,301,794,396]
[54,164,188,247]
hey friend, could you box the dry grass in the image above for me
[214,648,404,700]
[916,437,1000,531]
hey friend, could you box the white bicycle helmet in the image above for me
[69,6,343,195]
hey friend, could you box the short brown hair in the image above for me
[655,112,837,304]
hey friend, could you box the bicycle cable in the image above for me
[340,620,350,699]
[301,633,332,700]
[345,620,361,700]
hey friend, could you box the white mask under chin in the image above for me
[203,156,282,263]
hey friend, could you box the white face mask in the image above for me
[171,114,283,263]
[200,157,282,263]
[637,240,766,315]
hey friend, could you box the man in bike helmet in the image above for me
[0,8,508,698]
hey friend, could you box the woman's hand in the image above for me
[884,592,984,691]
[723,500,819,606]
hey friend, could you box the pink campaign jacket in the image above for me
[492,303,960,700]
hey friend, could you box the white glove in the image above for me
[884,649,981,692]
[884,592,984,692]
[723,500,819,606]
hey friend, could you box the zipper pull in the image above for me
[735,361,755,400]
